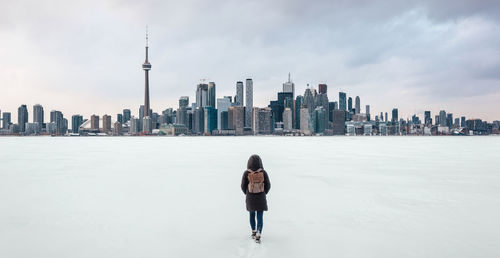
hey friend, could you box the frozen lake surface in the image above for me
[1,136,499,258]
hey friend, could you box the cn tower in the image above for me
[142,28,152,118]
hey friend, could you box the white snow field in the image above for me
[1,136,499,258]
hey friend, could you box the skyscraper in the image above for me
[355,96,360,114]
[90,115,99,130]
[123,109,131,123]
[283,108,293,131]
[196,83,209,108]
[71,115,83,134]
[253,107,272,135]
[245,78,253,128]
[295,95,303,129]
[208,82,216,108]
[439,110,447,127]
[33,104,44,130]
[318,84,327,94]
[18,105,28,132]
[283,73,295,99]
[142,29,152,119]
[228,106,245,135]
[392,108,398,123]
[204,106,217,135]
[217,96,232,130]
[365,105,370,121]
[339,92,346,111]
[235,81,244,106]
[179,96,189,108]
[348,97,353,113]
[424,111,431,125]
[102,115,112,133]
[2,112,11,129]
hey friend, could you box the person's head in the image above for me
[247,154,264,171]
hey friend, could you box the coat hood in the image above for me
[247,154,264,171]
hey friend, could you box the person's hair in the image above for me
[247,154,264,171]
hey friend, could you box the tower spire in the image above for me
[288,72,291,83]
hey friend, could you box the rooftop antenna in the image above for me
[288,72,291,83]
[146,25,149,47]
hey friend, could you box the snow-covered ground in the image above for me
[1,136,499,258]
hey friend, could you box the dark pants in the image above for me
[249,211,264,233]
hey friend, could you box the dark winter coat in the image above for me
[241,155,271,211]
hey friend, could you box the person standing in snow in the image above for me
[241,154,271,243]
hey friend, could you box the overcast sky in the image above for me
[1,0,499,122]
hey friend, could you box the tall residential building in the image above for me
[253,107,272,135]
[33,104,44,130]
[142,116,152,133]
[90,115,99,130]
[2,112,11,129]
[385,112,388,122]
[365,105,370,121]
[117,114,123,123]
[348,97,353,113]
[130,117,140,134]
[142,29,152,119]
[217,96,232,130]
[71,115,83,133]
[235,81,244,106]
[220,111,229,130]
[18,105,28,132]
[461,116,466,127]
[123,109,131,123]
[439,110,447,127]
[355,96,360,114]
[339,92,346,111]
[208,82,216,108]
[102,115,112,133]
[245,78,253,128]
[380,112,384,122]
[392,108,399,123]
[179,96,189,108]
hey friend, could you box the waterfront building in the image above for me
[313,107,326,134]
[461,116,466,127]
[113,121,122,135]
[2,112,11,129]
[129,117,140,134]
[446,113,453,128]
[283,108,293,131]
[102,115,112,133]
[425,111,431,125]
[196,83,209,108]
[217,96,232,130]
[33,104,44,131]
[228,106,245,135]
[348,97,352,113]
[220,111,229,130]
[379,123,388,135]
[18,105,28,132]
[142,116,152,133]
[204,106,217,135]
[71,115,83,134]
[90,115,99,130]
[332,110,346,135]
[117,114,123,123]
[253,107,272,135]
[192,107,204,134]
[300,107,312,135]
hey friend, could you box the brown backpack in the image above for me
[247,169,265,193]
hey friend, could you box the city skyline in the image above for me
[1,0,500,121]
